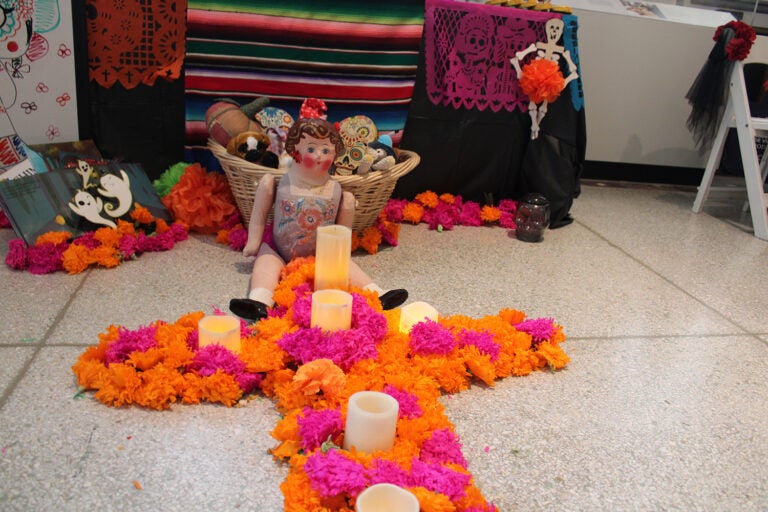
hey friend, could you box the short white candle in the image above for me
[310,289,353,332]
[198,315,241,353]
[355,483,419,512]
[314,225,351,291]
[399,301,439,333]
[343,391,399,453]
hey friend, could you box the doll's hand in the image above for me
[243,241,260,258]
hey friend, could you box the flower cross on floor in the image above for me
[72,256,570,512]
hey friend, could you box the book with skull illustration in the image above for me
[0,162,172,246]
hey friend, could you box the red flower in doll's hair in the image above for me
[292,150,302,163]
[299,98,328,120]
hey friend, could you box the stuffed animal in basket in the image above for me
[229,117,408,322]
[226,131,279,168]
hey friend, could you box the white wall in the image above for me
[573,5,747,169]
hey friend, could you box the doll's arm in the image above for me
[243,173,275,257]
[337,190,356,229]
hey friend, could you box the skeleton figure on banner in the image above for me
[510,18,578,139]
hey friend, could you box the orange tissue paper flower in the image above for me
[162,163,236,234]
[414,190,439,208]
[292,358,347,397]
[359,226,382,254]
[402,202,425,224]
[520,58,566,104]
[480,205,501,223]
[130,204,154,224]
[35,231,71,246]
[61,244,93,274]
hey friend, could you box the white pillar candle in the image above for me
[311,289,353,332]
[314,225,351,291]
[399,301,439,333]
[343,391,399,453]
[355,483,419,512]
[198,315,241,353]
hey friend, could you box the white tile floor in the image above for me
[1,181,767,511]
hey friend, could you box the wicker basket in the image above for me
[208,138,420,232]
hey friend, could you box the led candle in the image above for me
[355,483,419,512]
[314,225,351,291]
[310,289,353,332]
[343,391,399,453]
[198,315,241,353]
[399,301,439,333]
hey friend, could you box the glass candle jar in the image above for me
[514,193,550,242]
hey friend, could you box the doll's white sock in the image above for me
[248,287,275,307]
[363,283,386,296]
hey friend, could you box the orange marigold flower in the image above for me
[181,373,203,404]
[438,193,455,204]
[130,204,154,224]
[359,226,382,254]
[480,205,501,222]
[116,219,136,236]
[91,245,121,268]
[535,342,570,370]
[94,226,122,247]
[94,363,141,407]
[72,358,108,389]
[292,358,347,397]
[35,231,71,245]
[200,370,242,406]
[215,228,230,245]
[414,190,439,208]
[61,243,92,274]
[155,218,170,233]
[499,308,526,325]
[402,203,424,224]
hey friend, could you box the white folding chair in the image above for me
[692,60,768,240]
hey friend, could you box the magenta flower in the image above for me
[514,317,557,346]
[189,344,246,377]
[297,407,343,451]
[227,227,247,251]
[365,458,410,487]
[118,235,139,259]
[459,201,483,226]
[408,458,471,501]
[384,198,408,222]
[304,450,367,497]
[458,330,500,361]
[169,223,189,242]
[104,325,159,364]
[420,428,468,467]
[27,242,66,274]
[5,238,28,270]
[383,385,422,419]
[409,319,455,356]
[73,231,99,249]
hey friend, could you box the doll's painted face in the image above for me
[294,134,336,177]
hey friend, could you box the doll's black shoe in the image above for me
[229,298,268,322]
[379,289,408,310]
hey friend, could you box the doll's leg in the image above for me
[349,260,408,310]
[230,243,285,321]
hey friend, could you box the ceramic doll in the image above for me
[229,117,407,322]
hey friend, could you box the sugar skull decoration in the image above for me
[334,115,378,175]
[256,107,296,168]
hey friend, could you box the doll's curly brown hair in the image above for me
[284,117,345,157]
